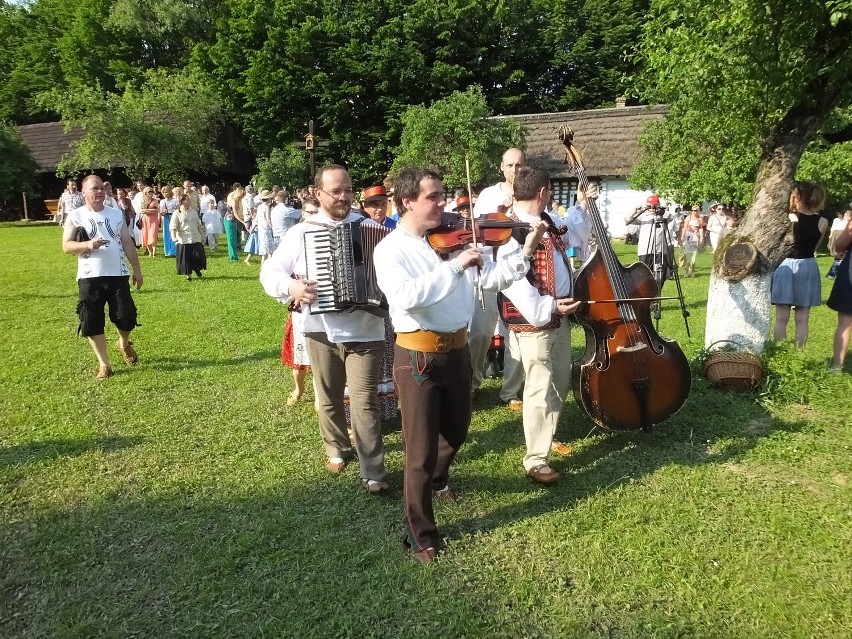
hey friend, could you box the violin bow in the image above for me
[465,156,486,309]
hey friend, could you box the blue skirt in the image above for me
[244,230,259,255]
[162,215,176,256]
[770,257,821,307]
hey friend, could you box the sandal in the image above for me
[286,391,302,407]
[117,340,138,365]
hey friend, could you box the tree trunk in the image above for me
[704,104,832,352]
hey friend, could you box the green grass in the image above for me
[1,221,851,638]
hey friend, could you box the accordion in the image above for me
[303,218,392,315]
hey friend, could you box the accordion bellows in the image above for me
[304,219,392,314]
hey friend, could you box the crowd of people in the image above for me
[623,199,743,278]
[59,156,851,563]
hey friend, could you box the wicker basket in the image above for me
[703,340,764,392]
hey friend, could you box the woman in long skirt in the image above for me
[140,187,160,257]
[171,193,207,281]
[160,185,179,257]
[223,186,245,262]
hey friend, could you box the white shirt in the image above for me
[373,226,530,334]
[496,208,572,327]
[474,183,513,216]
[830,217,848,232]
[131,192,144,215]
[200,193,216,211]
[564,202,592,257]
[259,211,385,343]
[67,205,130,280]
[707,212,726,237]
[635,211,668,257]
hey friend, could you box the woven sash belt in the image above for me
[395,328,468,353]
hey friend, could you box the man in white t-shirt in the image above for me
[472,148,527,406]
[62,175,144,380]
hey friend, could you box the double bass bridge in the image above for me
[616,343,648,354]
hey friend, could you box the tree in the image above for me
[631,0,852,351]
[797,106,852,209]
[254,146,310,190]
[195,0,647,184]
[0,122,39,213]
[39,68,225,183]
[392,86,525,187]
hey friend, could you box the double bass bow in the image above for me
[559,127,691,432]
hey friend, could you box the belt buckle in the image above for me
[435,334,447,352]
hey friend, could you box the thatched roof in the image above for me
[17,121,254,177]
[493,105,667,180]
[17,122,85,172]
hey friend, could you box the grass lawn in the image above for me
[1,221,850,638]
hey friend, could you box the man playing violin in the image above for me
[495,166,583,484]
[374,167,547,563]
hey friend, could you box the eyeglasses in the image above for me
[318,187,354,199]
[303,208,319,215]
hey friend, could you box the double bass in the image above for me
[560,127,691,431]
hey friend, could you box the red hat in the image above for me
[646,194,660,206]
[453,196,471,212]
[362,185,387,201]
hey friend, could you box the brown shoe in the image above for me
[117,340,138,365]
[412,547,438,564]
[550,440,573,456]
[527,464,560,484]
[507,398,523,411]
[96,366,114,380]
[324,458,348,474]
[433,485,457,502]
[362,479,390,494]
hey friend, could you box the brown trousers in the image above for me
[394,343,472,551]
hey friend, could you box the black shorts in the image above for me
[76,276,138,337]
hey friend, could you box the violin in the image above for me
[560,127,691,432]
[426,210,567,253]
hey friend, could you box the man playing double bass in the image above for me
[495,166,582,484]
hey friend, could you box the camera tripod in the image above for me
[643,213,691,337]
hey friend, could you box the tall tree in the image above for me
[195,0,646,183]
[392,86,524,187]
[39,69,225,183]
[632,0,852,351]
[0,123,39,212]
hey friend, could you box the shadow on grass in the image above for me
[141,350,282,371]
[449,382,808,540]
[0,391,815,638]
[0,435,143,468]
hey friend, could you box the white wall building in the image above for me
[491,104,670,238]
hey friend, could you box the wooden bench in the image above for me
[44,199,60,219]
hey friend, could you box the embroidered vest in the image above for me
[498,224,571,333]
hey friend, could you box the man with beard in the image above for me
[260,165,389,495]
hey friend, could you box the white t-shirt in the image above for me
[474,183,513,216]
[67,205,130,280]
